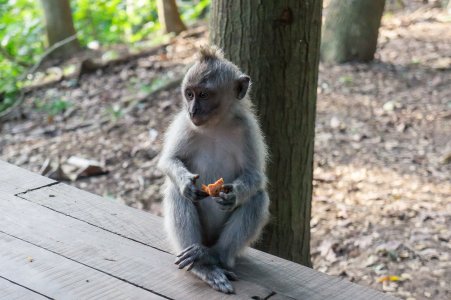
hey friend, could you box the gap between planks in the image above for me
[0,276,51,300]
[17,183,396,300]
[1,191,281,300]
[15,183,172,256]
[5,164,396,300]
[0,231,171,300]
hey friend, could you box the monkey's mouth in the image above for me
[190,115,207,126]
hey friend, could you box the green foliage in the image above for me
[0,0,45,112]
[0,0,45,62]
[0,80,20,113]
[179,0,210,22]
[72,0,161,44]
[339,75,354,85]
[0,0,211,112]
[35,98,71,116]
[105,104,123,122]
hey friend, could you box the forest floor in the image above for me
[1,4,450,300]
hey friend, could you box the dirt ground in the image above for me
[1,3,449,300]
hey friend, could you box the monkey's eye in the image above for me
[185,90,194,100]
[199,91,208,99]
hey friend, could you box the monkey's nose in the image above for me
[189,108,199,118]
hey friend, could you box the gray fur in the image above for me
[158,46,269,294]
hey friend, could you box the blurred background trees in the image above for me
[40,0,80,59]
[0,0,209,112]
[157,0,186,34]
[321,0,386,63]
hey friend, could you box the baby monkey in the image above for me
[158,46,269,294]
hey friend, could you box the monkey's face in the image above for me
[183,84,225,126]
[182,60,250,127]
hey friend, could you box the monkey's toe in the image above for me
[224,270,238,281]
[207,272,234,294]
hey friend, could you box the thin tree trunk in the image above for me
[321,0,385,63]
[40,0,80,59]
[157,0,186,34]
[210,0,322,266]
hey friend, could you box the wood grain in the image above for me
[0,232,163,299]
[0,191,280,300]
[18,182,171,251]
[19,183,396,300]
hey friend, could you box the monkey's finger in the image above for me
[191,174,200,183]
[188,185,198,193]
[176,251,195,267]
[218,192,232,199]
[177,245,195,257]
[178,256,196,269]
[175,250,195,264]
[175,255,186,264]
[187,262,195,271]
[215,197,235,206]
[219,206,234,212]
[195,190,209,198]
[215,197,228,204]
[217,203,234,211]
[221,184,234,193]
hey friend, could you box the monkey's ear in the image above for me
[236,75,251,100]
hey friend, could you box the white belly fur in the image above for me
[188,130,244,242]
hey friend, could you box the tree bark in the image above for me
[157,0,186,34]
[321,0,385,63]
[210,0,322,266]
[40,0,80,59]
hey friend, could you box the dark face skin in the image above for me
[184,84,223,126]
[182,59,250,127]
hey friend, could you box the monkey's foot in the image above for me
[175,244,218,270]
[190,264,236,294]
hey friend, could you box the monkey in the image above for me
[158,46,269,294]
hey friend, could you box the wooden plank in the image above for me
[0,232,163,300]
[0,160,55,195]
[0,277,48,300]
[20,183,396,300]
[239,250,390,300]
[0,191,281,300]
[17,183,171,251]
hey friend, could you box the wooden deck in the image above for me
[0,160,396,300]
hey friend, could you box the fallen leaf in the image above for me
[377,275,401,283]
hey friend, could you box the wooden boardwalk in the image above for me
[0,160,396,299]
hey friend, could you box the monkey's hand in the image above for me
[175,244,219,270]
[180,174,209,202]
[215,184,237,211]
[189,264,237,294]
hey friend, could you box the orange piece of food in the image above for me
[201,178,224,197]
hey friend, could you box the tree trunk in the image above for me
[210,0,322,266]
[40,0,80,59]
[321,0,385,63]
[157,0,186,34]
